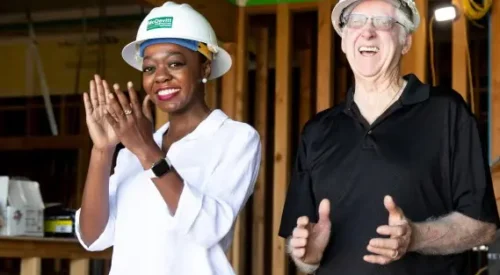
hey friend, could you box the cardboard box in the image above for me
[0,176,45,237]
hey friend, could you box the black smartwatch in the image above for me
[146,157,172,178]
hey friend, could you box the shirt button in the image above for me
[367,130,372,135]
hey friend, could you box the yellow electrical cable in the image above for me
[461,0,491,115]
[428,0,491,114]
[474,266,487,275]
[462,0,492,21]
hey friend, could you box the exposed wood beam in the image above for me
[400,0,427,82]
[451,0,468,102]
[221,43,237,118]
[221,42,237,263]
[491,0,500,163]
[251,25,269,275]
[316,0,334,112]
[272,4,291,275]
[232,6,249,275]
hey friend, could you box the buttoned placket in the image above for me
[346,100,403,149]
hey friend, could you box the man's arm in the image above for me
[409,211,497,255]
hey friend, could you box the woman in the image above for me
[75,2,261,275]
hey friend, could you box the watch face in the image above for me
[152,159,170,177]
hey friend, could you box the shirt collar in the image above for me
[344,73,430,111]
[154,109,228,144]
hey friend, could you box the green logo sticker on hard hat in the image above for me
[147,16,173,30]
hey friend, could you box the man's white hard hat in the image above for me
[122,1,232,80]
[330,0,421,36]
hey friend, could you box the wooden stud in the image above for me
[272,4,292,275]
[20,257,41,275]
[316,0,334,112]
[400,0,427,82]
[252,26,269,275]
[235,7,249,122]
[220,42,237,263]
[294,27,313,275]
[221,43,237,119]
[69,259,89,275]
[451,0,468,101]
[232,6,249,275]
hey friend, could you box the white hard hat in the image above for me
[331,0,420,36]
[122,1,231,80]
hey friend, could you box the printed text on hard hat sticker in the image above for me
[147,17,174,31]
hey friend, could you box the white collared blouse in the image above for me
[75,109,261,275]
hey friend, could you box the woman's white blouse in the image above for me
[75,109,261,275]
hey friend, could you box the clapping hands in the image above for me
[83,74,157,158]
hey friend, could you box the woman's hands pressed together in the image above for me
[83,74,164,165]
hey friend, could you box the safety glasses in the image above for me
[341,14,404,31]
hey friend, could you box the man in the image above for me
[278,0,500,274]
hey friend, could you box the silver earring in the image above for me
[202,78,207,83]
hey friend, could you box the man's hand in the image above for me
[289,199,331,265]
[364,195,413,265]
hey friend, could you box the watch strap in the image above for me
[145,156,172,179]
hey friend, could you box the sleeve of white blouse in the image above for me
[74,149,127,251]
[169,127,261,249]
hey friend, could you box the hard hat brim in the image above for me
[331,0,420,36]
[121,40,232,80]
[331,0,358,36]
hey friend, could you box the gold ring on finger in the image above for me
[124,109,132,115]
[392,250,399,259]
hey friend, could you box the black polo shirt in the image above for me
[278,74,500,275]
